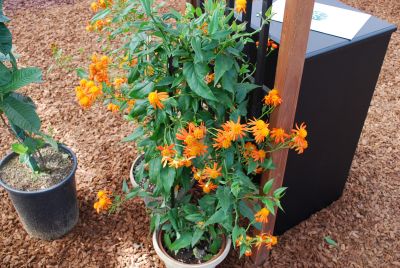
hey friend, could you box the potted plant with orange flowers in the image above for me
[79,0,308,266]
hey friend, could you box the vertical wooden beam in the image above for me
[251,0,315,266]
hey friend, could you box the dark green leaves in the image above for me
[0,22,11,55]
[262,179,274,195]
[214,54,234,85]
[170,233,192,251]
[1,93,41,133]
[122,126,144,142]
[0,61,11,86]
[183,62,217,101]
[0,67,42,94]
[160,167,176,193]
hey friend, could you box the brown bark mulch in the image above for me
[0,0,399,267]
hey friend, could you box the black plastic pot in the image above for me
[0,144,79,240]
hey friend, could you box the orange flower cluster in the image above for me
[177,122,208,158]
[255,234,278,250]
[86,18,111,32]
[242,142,267,164]
[264,89,282,107]
[192,163,221,193]
[157,144,192,168]
[75,79,102,108]
[89,54,110,84]
[93,190,112,213]
[291,123,308,154]
[213,118,248,149]
[248,118,269,143]
[90,0,112,12]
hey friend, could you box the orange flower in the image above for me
[157,144,176,158]
[248,118,270,144]
[168,157,193,169]
[148,91,169,109]
[270,128,290,144]
[291,136,308,154]
[251,149,266,163]
[292,123,307,139]
[264,89,282,107]
[75,79,102,108]
[213,130,232,150]
[107,103,120,113]
[191,122,207,140]
[90,2,99,12]
[235,0,247,13]
[113,77,127,90]
[205,73,215,84]
[223,118,248,141]
[255,208,270,223]
[200,22,208,35]
[94,190,112,213]
[236,235,252,247]
[192,167,205,182]
[198,181,218,193]
[89,54,110,84]
[177,128,196,145]
[243,142,257,159]
[204,163,222,179]
[244,249,252,257]
[184,140,208,158]
[255,167,264,174]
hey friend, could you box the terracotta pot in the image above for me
[152,230,231,268]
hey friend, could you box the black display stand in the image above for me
[247,0,396,234]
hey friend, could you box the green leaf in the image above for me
[76,68,88,79]
[216,186,231,213]
[232,225,245,249]
[170,233,192,251]
[1,94,41,133]
[163,233,173,251]
[91,8,111,22]
[235,83,259,103]
[262,179,274,195]
[122,126,144,142]
[191,37,204,63]
[324,236,338,247]
[0,67,42,94]
[160,167,176,193]
[210,237,222,254]
[204,209,224,226]
[185,213,203,222]
[0,61,11,86]
[262,199,275,215]
[149,157,162,183]
[183,62,217,101]
[122,179,129,193]
[0,22,11,55]
[214,54,233,85]
[11,143,28,155]
[139,0,152,16]
[247,158,258,174]
[191,228,204,247]
[273,187,287,199]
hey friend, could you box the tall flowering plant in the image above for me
[79,0,308,262]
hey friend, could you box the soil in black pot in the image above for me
[0,147,74,191]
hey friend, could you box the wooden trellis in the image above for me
[189,0,315,266]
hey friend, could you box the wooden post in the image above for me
[251,0,315,266]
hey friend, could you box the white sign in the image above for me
[271,0,371,40]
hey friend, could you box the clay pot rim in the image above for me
[155,228,229,267]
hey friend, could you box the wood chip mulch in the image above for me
[0,0,399,267]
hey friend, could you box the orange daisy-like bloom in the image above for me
[248,118,270,144]
[198,180,218,193]
[148,91,169,110]
[255,208,270,223]
[89,54,110,84]
[107,103,120,113]
[292,123,307,139]
[251,149,266,163]
[270,128,290,144]
[291,136,308,154]
[204,163,222,179]
[75,79,102,108]
[264,89,282,107]
[184,140,208,158]
[205,73,215,84]
[192,167,206,182]
[90,2,98,12]
[167,157,193,169]
[243,142,257,159]
[191,122,207,140]
[213,130,232,150]
[176,128,196,145]
[157,144,176,158]
[94,190,112,213]
[223,118,248,141]
[235,0,247,13]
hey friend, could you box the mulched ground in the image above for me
[0,0,399,267]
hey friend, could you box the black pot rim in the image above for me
[0,144,78,195]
